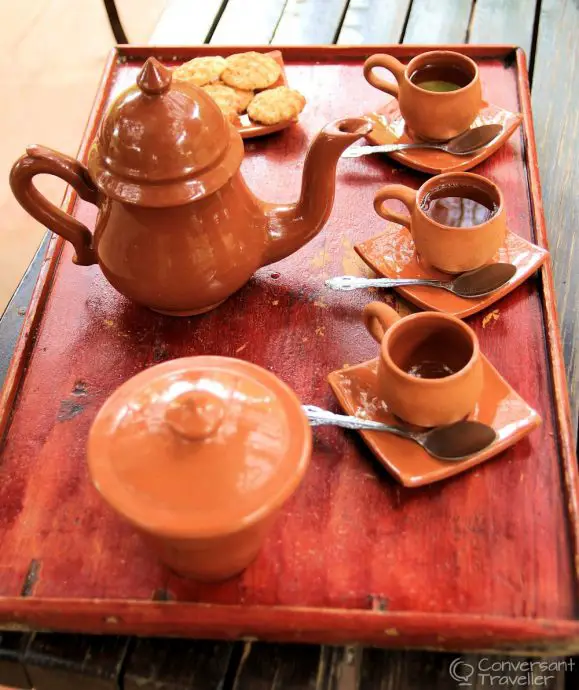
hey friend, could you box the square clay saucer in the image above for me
[364,100,522,174]
[355,224,548,319]
[328,358,541,487]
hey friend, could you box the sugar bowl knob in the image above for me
[164,390,225,441]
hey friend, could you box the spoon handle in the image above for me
[302,405,413,437]
[342,142,443,158]
[325,275,446,291]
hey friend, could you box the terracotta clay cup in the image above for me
[364,51,482,141]
[363,302,484,427]
[374,172,506,274]
[88,356,311,581]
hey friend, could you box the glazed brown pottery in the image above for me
[364,51,482,142]
[9,57,372,316]
[355,224,548,319]
[362,302,483,427]
[88,356,311,581]
[327,356,540,487]
[363,102,522,175]
[374,172,506,274]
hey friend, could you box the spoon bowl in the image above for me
[444,124,504,154]
[421,421,497,461]
[451,263,517,297]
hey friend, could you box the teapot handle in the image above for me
[9,146,99,266]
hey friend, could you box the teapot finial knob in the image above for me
[137,57,172,96]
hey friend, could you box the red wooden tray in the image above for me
[0,45,577,655]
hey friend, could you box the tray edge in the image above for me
[117,43,522,61]
[0,598,578,656]
[0,44,576,647]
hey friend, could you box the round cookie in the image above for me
[204,82,254,113]
[231,85,254,113]
[202,82,254,116]
[221,51,281,91]
[201,83,239,123]
[247,87,306,125]
[173,56,226,87]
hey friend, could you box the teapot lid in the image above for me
[87,58,244,207]
[87,356,311,538]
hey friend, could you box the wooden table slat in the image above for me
[272,0,350,44]
[403,0,471,43]
[361,650,456,690]
[210,0,287,45]
[232,642,328,690]
[23,633,129,690]
[531,0,579,431]
[0,234,50,389]
[337,0,412,45]
[469,0,538,60]
[122,638,235,690]
[360,650,567,689]
[324,646,363,690]
[0,633,32,689]
[149,0,227,45]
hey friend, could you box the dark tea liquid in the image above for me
[392,324,473,382]
[410,63,473,92]
[406,361,456,379]
[420,184,498,228]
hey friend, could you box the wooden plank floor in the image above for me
[531,0,579,435]
[1,0,578,689]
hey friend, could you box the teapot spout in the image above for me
[261,117,373,266]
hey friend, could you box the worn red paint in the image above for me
[0,45,576,652]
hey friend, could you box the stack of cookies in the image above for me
[172,52,306,127]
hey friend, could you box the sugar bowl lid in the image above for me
[88,356,311,538]
[87,58,244,208]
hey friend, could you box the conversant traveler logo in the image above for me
[449,659,475,686]
[449,657,575,686]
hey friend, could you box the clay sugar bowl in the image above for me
[10,58,372,316]
[87,356,311,581]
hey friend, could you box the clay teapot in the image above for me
[9,58,372,316]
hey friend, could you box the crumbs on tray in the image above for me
[482,309,500,328]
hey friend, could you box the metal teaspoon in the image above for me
[302,405,496,462]
[342,123,503,158]
[325,263,517,299]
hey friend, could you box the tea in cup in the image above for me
[364,50,482,141]
[374,172,506,274]
[363,302,484,427]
